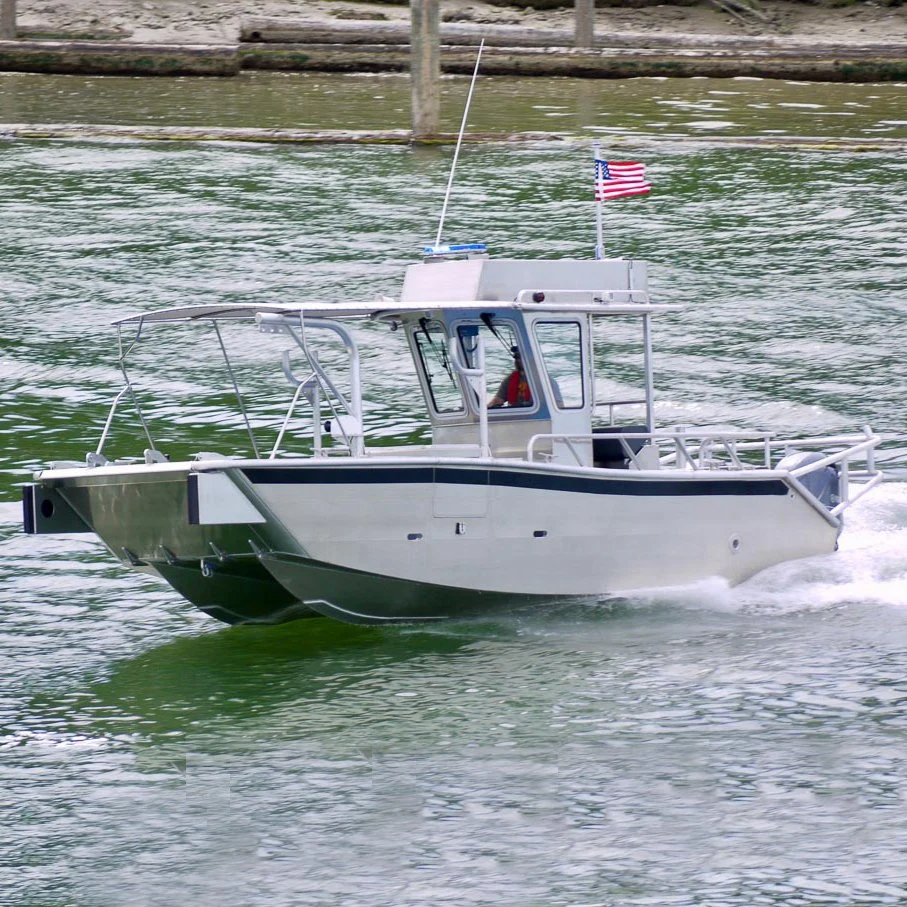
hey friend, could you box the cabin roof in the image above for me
[401,257,648,305]
[114,257,683,325]
[113,297,680,327]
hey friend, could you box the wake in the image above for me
[627,481,907,616]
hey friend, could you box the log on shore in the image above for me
[0,40,239,76]
[239,17,907,57]
[239,44,907,82]
[0,35,903,82]
[241,17,598,46]
[19,27,133,41]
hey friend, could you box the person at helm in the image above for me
[489,346,532,409]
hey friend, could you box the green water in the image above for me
[1,74,907,905]
[2,70,907,139]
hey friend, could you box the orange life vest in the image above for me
[506,370,532,406]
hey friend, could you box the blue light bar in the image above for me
[422,242,487,258]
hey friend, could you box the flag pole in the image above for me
[593,140,604,260]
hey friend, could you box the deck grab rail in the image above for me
[260,314,364,458]
[514,288,651,306]
[595,398,648,425]
[527,426,882,515]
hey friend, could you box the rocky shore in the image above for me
[11,0,907,47]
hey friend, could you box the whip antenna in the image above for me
[435,39,485,247]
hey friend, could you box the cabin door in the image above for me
[531,319,593,467]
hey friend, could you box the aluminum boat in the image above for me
[23,244,883,625]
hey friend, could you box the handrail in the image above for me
[830,471,884,516]
[514,288,651,305]
[787,436,879,478]
[594,398,647,424]
[95,385,131,457]
[264,314,365,458]
[527,433,615,468]
[693,432,773,469]
[448,331,489,457]
[526,428,884,517]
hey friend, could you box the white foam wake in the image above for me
[622,482,907,616]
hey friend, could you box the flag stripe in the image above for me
[596,186,651,200]
[594,158,651,202]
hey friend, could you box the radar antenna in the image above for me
[434,39,485,247]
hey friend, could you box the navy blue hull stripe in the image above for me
[241,466,788,498]
[22,485,35,535]
[186,473,200,526]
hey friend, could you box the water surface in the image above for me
[1,70,906,140]
[1,81,907,906]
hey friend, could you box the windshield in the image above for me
[458,319,533,411]
[412,319,465,415]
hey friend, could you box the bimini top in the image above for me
[113,256,681,326]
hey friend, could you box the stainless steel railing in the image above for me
[527,425,883,515]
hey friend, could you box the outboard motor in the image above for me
[777,451,840,511]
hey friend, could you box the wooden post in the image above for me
[575,0,594,49]
[0,0,16,40]
[410,0,440,140]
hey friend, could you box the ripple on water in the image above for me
[1,137,906,906]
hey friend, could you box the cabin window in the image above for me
[534,321,584,410]
[412,319,465,414]
[457,320,534,411]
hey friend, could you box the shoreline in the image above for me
[2,0,906,81]
[1,35,906,82]
[2,122,905,152]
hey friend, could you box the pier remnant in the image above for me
[410,0,440,140]
[0,0,16,40]
[575,0,595,48]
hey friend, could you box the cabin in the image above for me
[391,249,657,467]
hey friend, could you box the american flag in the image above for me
[594,159,651,201]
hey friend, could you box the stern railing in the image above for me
[527,425,883,515]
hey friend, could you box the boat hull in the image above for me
[259,551,551,625]
[29,465,320,624]
[243,460,839,615]
[26,457,839,625]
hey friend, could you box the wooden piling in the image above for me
[574,0,594,49]
[410,0,440,140]
[0,0,16,40]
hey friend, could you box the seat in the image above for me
[592,424,649,468]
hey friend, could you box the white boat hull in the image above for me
[25,457,839,624]
[242,459,838,618]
